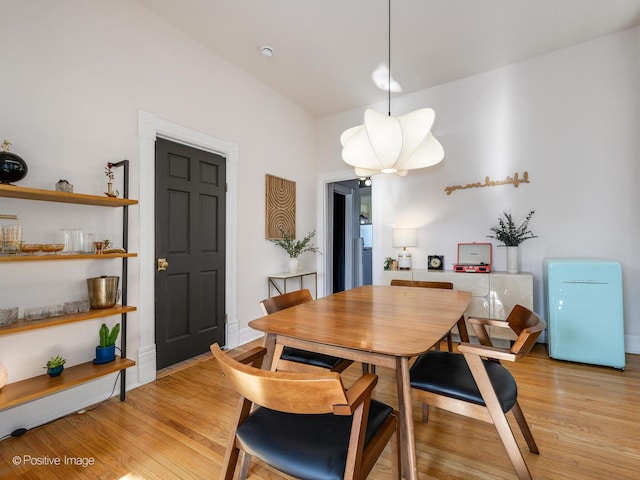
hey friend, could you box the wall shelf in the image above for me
[0,306,137,336]
[0,184,138,207]
[0,357,136,411]
[0,253,137,263]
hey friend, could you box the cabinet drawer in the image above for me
[489,273,534,320]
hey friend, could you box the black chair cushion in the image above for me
[236,399,393,480]
[281,347,345,370]
[410,350,517,413]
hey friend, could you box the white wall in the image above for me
[0,0,317,437]
[318,27,640,352]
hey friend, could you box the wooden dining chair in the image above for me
[409,304,545,480]
[260,289,353,373]
[211,343,400,480]
[389,279,469,351]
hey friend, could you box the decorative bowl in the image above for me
[20,243,42,254]
[41,243,65,253]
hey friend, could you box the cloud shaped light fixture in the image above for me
[341,0,444,177]
[340,108,444,177]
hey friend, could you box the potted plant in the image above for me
[384,257,395,271]
[45,355,66,377]
[95,322,120,364]
[487,210,538,273]
[271,227,321,273]
[104,163,119,198]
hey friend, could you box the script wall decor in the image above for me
[265,174,296,239]
[444,171,530,196]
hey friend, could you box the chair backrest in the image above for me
[211,343,353,415]
[390,279,454,290]
[260,289,313,315]
[507,305,546,357]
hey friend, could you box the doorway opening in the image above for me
[326,179,373,294]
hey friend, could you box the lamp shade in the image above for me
[341,108,444,176]
[392,228,418,248]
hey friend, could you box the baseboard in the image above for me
[237,326,263,347]
[625,334,640,354]
[137,344,157,385]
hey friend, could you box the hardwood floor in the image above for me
[1,341,638,479]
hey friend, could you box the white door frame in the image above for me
[316,169,358,297]
[137,110,239,385]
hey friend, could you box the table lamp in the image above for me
[392,228,417,270]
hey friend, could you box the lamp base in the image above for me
[397,252,412,270]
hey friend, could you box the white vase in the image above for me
[288,257,299,273]
[506,246,519,274]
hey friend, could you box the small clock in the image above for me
[428,255,444,270]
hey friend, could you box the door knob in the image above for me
[157,258,169,272]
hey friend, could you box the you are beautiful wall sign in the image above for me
[444,171,530,196]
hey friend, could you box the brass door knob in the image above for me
[157,258,169,272]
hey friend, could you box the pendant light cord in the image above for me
[388,0,391,116]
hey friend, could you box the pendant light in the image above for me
[341,0,444,176]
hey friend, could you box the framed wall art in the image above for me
[265,174,296,240]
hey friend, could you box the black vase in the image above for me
[0,151,28,184]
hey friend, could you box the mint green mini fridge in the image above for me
[544,259,625,369]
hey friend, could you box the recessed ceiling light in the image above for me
[259,45,274,58]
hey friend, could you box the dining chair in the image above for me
[211,343,400,480]
[259,289,353,373]
[409,304,545,480]
[389,279,469,351]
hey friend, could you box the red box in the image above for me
[453,243,492,273]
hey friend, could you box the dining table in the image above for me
[248,284,472,480]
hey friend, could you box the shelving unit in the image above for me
[0,161,137,410]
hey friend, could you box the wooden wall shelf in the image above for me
[0,184,138,207]
[0,306,137,336]
[0,253,137,263]
[0,357,136,411]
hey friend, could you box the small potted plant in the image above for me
[104,163,119,198]
[45,355,66,377]
[95,322,120,364]
[384,257,395,271]
[271,227,321,273]
[487,210,538,273]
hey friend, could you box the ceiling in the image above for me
[134,0,640,117]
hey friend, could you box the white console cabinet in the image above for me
[380,270,533,344]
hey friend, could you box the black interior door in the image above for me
[155,138,226,369]
[333,192,346,292]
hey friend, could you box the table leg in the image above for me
[260,333,277,370]
[396,356,418,480]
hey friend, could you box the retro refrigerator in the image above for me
[544,259,625,369]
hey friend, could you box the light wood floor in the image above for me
[1,341,639,479]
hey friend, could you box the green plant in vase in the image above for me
[271,227,321,273]
[45,355,66,377]
[95,322,120,364]
[487,210,538,246]
[487,210,538,273]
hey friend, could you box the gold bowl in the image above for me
[20,243,42,254]
[41,243,65,253]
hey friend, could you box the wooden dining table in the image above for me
[248,284,472,480]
